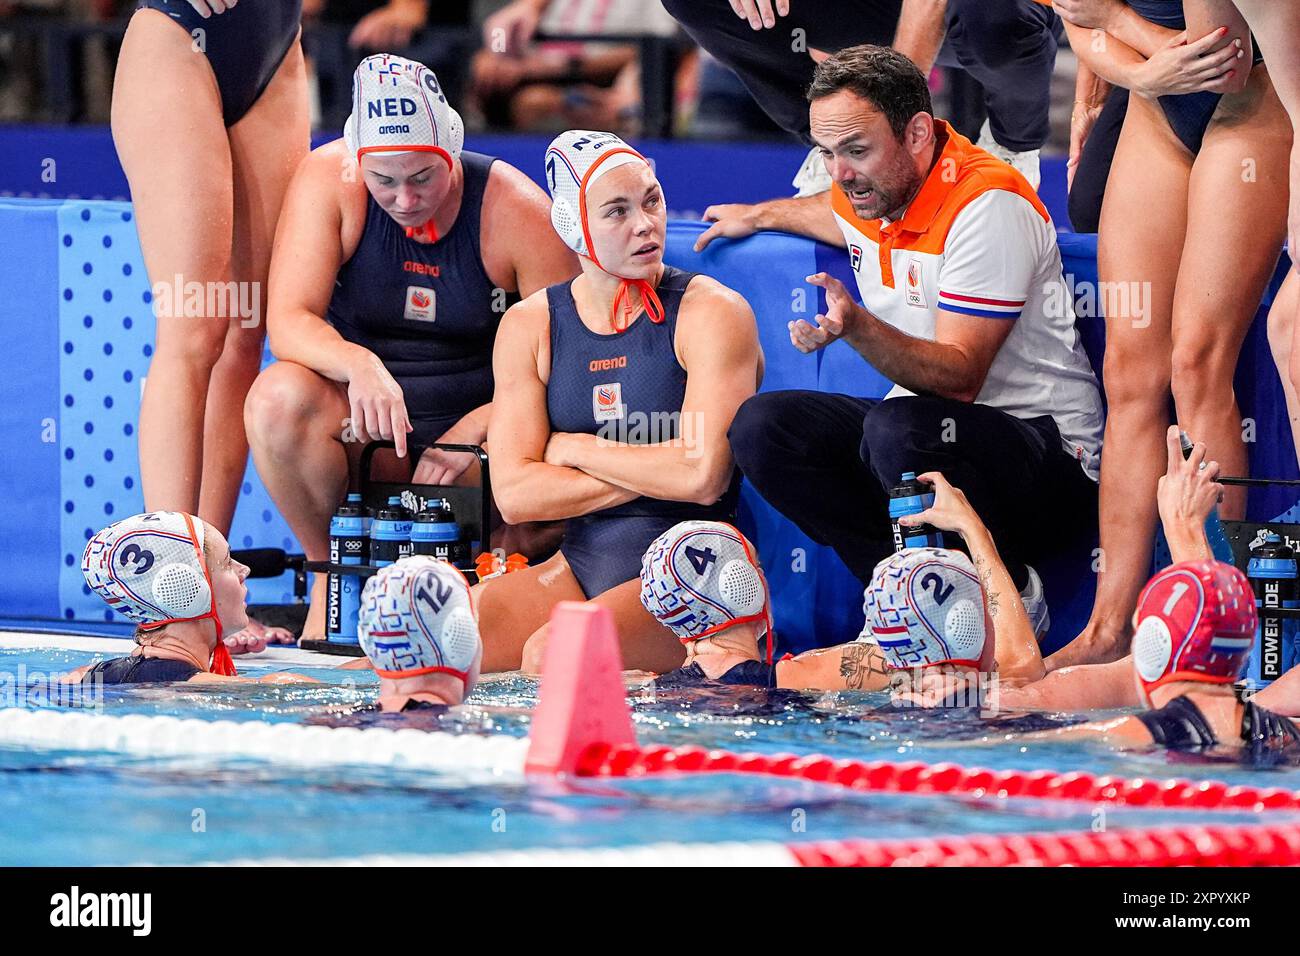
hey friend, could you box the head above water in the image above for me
[807,44,936,222]
[81,511,248,674]
[1131,560,1257,708]
[357,556,482,711]
[545,129,667,330]
[344,54,464,240]
[862,547,992,673]
[639,520,773,660]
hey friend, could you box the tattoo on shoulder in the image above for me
[839,642,889,690]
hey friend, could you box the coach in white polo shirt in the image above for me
[707,45,1103,633]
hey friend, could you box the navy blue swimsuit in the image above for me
[82,655,199,685]
[1138,692,1300,766]
[656,660,776,688]
[545,266,740,598]
[327,152,514,448]
[136,0,302,127]
[1127,0,1262,154]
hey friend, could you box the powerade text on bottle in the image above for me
[371,496,414,567]
[1247,533,1299,685]
[888,471,943,551]
[410,499,468,566]
[327,493,368,644]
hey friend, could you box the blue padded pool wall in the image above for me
[4,199,305,632]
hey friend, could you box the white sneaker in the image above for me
[1020,565,1050,642]
[977,119,1040,191]
[792,145,832,197]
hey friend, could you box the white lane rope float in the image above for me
[215,842,798,868]
[0,708,528,777]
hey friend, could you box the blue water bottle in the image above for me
[371,496,414,567]
[1179,431,1235,565]
[327,493,368,644]
[888,471,944,551]
[1246,533,1299,686]
[410,498,468,566]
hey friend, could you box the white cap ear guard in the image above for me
[358,556,480,690]
[344,54,463,167]
[863,547,988,670]
[640,520,773,657]
[82,511,215,628]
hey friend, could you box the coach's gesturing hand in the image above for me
[791,272,860,353]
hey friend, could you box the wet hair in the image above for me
[807,44,933,140]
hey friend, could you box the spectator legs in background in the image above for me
[659,0,903,142]
[940,0,1061,155]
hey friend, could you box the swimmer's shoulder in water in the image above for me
[1135,695,1218,750]
[1123,691,1300,766]
[655,660,775,689]
[82,656,200,685]
[312,699,452,731]
[873,697,1084,737]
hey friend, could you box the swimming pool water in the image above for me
[3,645,1298,865]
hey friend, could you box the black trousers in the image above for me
[727,392,1098,586]
[1067,86,1128,233]
[660,0,1062,151]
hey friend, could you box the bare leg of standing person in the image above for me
[201,36,310,536]
[112,10,235,517]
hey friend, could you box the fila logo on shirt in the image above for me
[849,244,863,271]
[593,382,624,422]
[404,285,436,322]
[905,258,926,309]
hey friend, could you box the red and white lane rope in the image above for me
[219,822,1300,867]
[574,742,1300,812]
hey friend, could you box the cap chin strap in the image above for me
[606,276,665,333]
[134,513,234,677]
[405,218,440,243]
[375,664,470,687]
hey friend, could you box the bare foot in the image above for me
[1044,621,1131,672]
[299,573,329,646]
